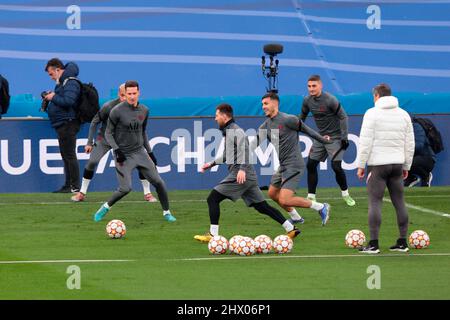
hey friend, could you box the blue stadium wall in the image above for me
[1,1,450,98]
[0,1,449,191]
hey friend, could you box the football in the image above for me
[273,235,293,254]
[254,235,273,254]
[345,229,366,248]
[208,235,228,255]
[106,219,126,239]
[229,235,243,255]
[409,230,430,249]
[229,235,256,256]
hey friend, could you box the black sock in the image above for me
[307,158,320,194]
[83,169,94,180]
[207,190,227,225]
[252,201,287,225]
[332,161,348,191]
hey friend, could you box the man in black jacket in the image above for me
[43,58,81,193]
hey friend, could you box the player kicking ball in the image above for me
[255,92,332,226]
[71,83,158,203]
[194,103,300,243]
[93,80,176,223]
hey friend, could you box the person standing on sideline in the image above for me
[43,58,81,193]
[255,92,332,226]
[300,75,356,206]
[194,103,300,243]
[357,83,414,254]
[71,84,157,202]
[93,80,175,222]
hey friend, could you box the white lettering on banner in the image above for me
[176,137,205,173]
[96,150,114,173]
[150,137,171,173]
[300,136,313,158]
[39,139,63,174]
[203,127,223,173]
[76,139,89,161]
[171,127,191,170]
[0,139,31,175]
[0,132,360,177]
[342,134,359,170]
[255,143,279,176]
[209,139,224,173]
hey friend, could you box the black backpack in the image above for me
[63,77,99,123]
[0,75,11,115]
[413,117,444,154]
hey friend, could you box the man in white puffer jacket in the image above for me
[357,83,415,254]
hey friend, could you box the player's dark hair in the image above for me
[216,103,233,118]
[308,74,321,82]
[45,58,64,71]
[125,80,140,90]
[372,83,391,97]
[261,92,279,102]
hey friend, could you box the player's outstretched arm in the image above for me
[297,118,331,144]
[86,112,101,150]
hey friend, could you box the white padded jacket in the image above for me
[357,96,415,170]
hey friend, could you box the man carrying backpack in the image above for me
[43,58,82,193]
[404,116,438,187]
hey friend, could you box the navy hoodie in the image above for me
[47,62,80,128]
[413,121,436,162]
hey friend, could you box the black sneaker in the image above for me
[422,173,433,187]
[52,186,71,193]
[405,176,420,188]
[359,240,380,254]
[389,239,409,252]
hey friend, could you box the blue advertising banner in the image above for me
[0,115,448,193]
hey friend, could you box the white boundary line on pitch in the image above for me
[0,259,135,265]
[383,198,450,218]
[0,194,449,206]
[175,252,450,262]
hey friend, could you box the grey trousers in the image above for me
[108,148,169,210]
[367,164,409,241]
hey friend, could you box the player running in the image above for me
[255,92,331,226]
[71,83,158,203]
[194,103,301,242]
[300,75,356,206]
[93,80,175,222]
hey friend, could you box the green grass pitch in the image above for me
[0,187,449,300]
